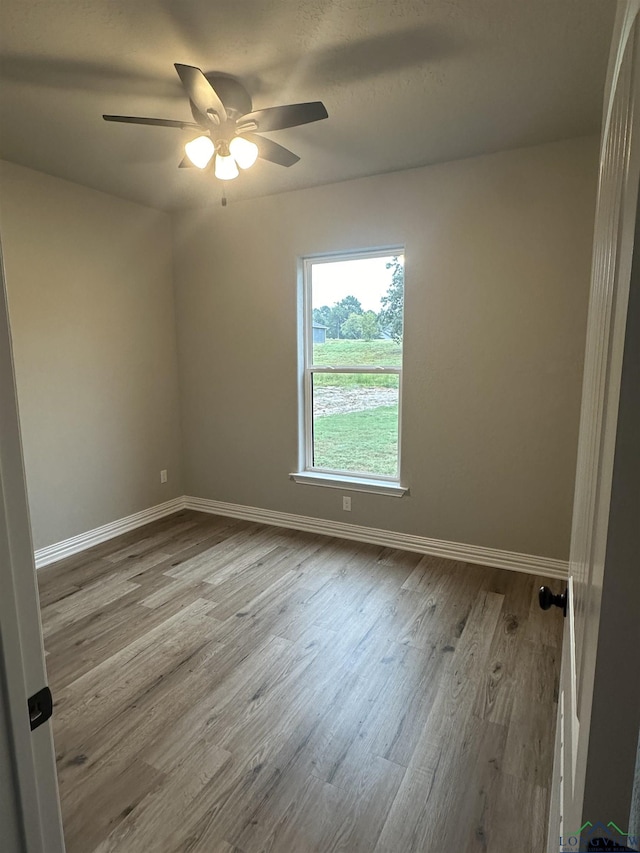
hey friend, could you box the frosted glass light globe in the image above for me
[214,152,239,180]
[229,136,259,169]
[184,135,215,169]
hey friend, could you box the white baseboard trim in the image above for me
[34,493,568,579]
[184,496,569,580]
[34,497,187,569]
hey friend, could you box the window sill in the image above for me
[289,471,408,497]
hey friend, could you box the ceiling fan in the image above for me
[103,63,328,181]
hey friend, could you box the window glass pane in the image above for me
[311,255,404,366]
[312,373,399,477]
[313,338,402,368]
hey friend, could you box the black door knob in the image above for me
[538,586,568,617]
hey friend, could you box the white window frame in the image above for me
[291,247,407,497]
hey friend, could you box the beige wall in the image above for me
[172,136,598,560]
[0,136,598,559]
[0,161,183,550]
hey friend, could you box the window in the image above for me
[294,249,406,495]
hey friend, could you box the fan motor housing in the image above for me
[189,74,253,124]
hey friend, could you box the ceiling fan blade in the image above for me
[174,64,227,124]
[237,102,327,133]
[103,115,201,130]
[242,133,300,167]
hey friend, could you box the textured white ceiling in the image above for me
[0,0,615,210]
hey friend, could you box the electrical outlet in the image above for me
[160,469,168,484]
[342,496,351,511]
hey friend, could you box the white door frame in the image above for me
[0,236,65,851]
[548,1,640,850]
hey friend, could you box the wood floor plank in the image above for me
[306,635,400,788]
[143,632,294,773]
[256,753,404,853]
[196,629,331,758]
[364,642,445,769]
[44,574,217,688]
[103,518,201,564]
[40,573,140,639]
[401,553,465,593]
[62,754,166,853]
[481,771,550,852]
[38,511,564,853]
[501,638,561,786]
[308,753,406,853]
[472,572,536,726]
[373,590,506,853]
[93,744,232,853]
[38,557,118,609]
[53,599,218,756]
[207,546,297,620]
[56,636,231,849]
[250,773,348,853]
[280,536,363,593]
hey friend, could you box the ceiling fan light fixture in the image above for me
[215,152,239,180]
[185,135,215,169]
[104,65,327,179]
[229,136,259,169]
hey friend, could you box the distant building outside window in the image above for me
[312,324,327,344]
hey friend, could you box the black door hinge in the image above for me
[27,686,53,731]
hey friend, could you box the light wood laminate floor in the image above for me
[38,510,564,853]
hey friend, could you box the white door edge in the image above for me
[0,236,65,851]
[547,2,640,849]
